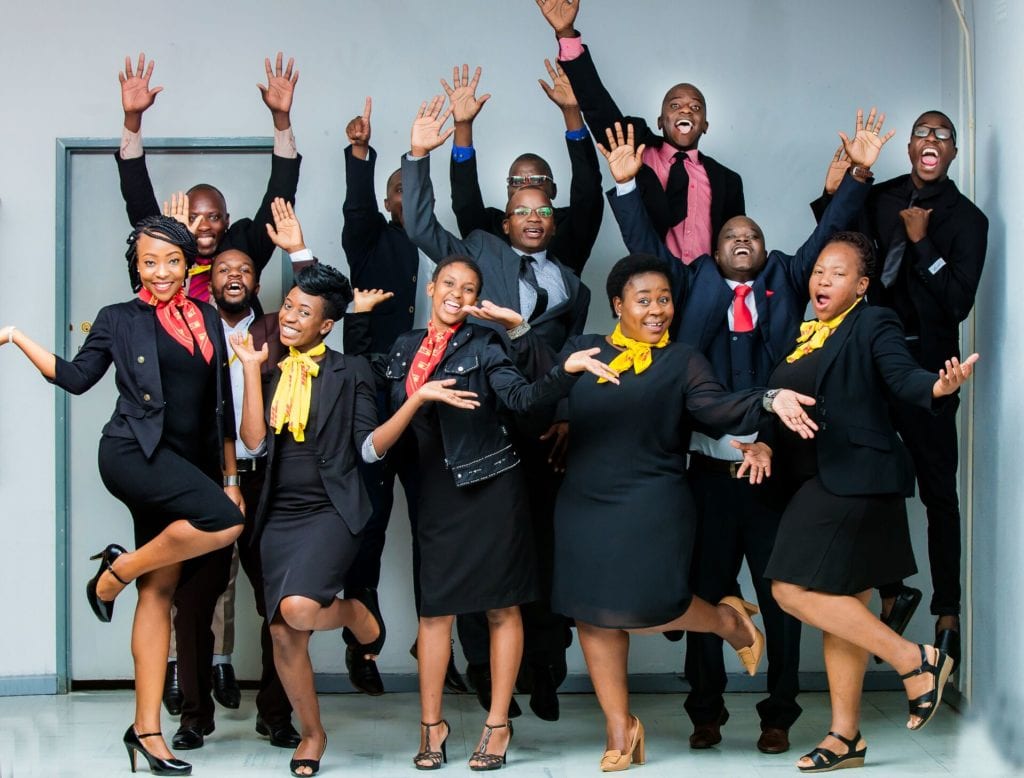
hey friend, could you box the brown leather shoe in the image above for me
[689,709,729,749]
[757,726,790,754]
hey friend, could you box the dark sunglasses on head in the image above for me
[913,124,954,142]
[507,205,554,218]
[507,174,554,187]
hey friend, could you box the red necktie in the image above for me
[732,284,754,333]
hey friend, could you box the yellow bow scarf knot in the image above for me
[269,342,327,442]
[598,322,670,383]
[785,298,862,363]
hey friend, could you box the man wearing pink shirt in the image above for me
[535,0,745,264]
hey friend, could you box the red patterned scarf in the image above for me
[138,288,214,364]
[405,322,460,397]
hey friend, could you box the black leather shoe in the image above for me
[935,627,961,674]
[163,661,183,716]
[211,663,241,709]
[528,662,564,722]
[757,726,791,754]
[466,662,521,718]
[346,645,385,695]
[255,715,302,749]
[689,709,729,749]
[85,543,128,623]
[664,630,685,642]
[171,723,214,751]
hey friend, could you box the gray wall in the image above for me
[0,0,964,686]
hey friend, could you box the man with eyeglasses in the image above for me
[403,95,591,723]
[535,0,744,265]
[442,63,603,276]
[812,110,989,672]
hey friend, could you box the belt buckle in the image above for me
[728,461,742,479]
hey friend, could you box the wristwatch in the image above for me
[762,389,781,413]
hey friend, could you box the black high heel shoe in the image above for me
[469,721,512,771]
[349,587,386,657]
[900,643,954,730]
[290,734,327,776]
[413,719,450,770]
[123,726,192,775]
[86,544,128,623]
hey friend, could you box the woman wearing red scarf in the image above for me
[2,215,243,775]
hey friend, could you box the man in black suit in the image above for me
[601,112,889,753]
[402,95,590,721]
[443,62,603,276]
[812,111,989,666]
[114,52,302,309]
[535,0,744,264]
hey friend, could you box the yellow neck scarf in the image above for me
[785,298,862,363]
[269,342,327,442]
[599,322,670,383]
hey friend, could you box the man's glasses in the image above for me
[913,124,954,142]
[507,174,554,187]
[507,205,554,218]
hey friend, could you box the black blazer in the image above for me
[52,298,234,463]
[775,304,946,497]
[448,133,604,276]
[342,145,421,353]
[253,348,378,537]
[559,42,744,243]
[608,170,871,381]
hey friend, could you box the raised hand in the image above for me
[769,390,818,439]
[258,52,299,129]
[410,95,456,157]
[353,288,395,313]
[441,64,491,124]
[564,346,620,384]
[596,122,646,184]
[417,378,480,409]
[538,58,578,110]
[838,107,895,169]
[899,206,933,243]
[732,440,773,484]
[536,0,580,36]
[824,145,851,195]
[461,300,524,330]
[229,332,269,366]
[540,421,570,472]
[120,53,163,116]
[265,197,305,253]
[346,96,372,147]
[933,353,979,397]
[162,192,203,234]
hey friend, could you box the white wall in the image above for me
[0,1,952,684]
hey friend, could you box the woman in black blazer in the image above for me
[761,232,977,772]
[2,215,245,775]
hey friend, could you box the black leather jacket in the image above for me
[383,323,576,487]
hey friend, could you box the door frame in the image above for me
[54,136,273,693]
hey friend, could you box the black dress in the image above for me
[763,349,917,595]
[411,405,539,617]
[551,335,765,629]
[260,379,361,619]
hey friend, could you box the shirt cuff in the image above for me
[565,127,589,142]
[558,35,585,61]
[361,432,385,463]
[274,126,298,159]
[242,439,267,457]
[120,127,143,160]
[406,152,427,161]
[615,179,638,196]
[289,247,314,263]
[451,145,475,163]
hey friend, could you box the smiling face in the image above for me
[613,271,674,343]
[908,111,958,187]
[656,83,708,151]
[808,242,870,321]
[278,287,333,350]
[136,233,187,302]
[715,217,767,281]
[187,187,230,257]
[427,261,481,330]
[502,187,556,253]
[210,249,259,316]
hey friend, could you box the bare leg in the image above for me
[278,595,380,652]
[416,615,453,766]
[130,563,182,761]
[96,520,242,601]
[269,615,325,776]
[629,596,755,651]
[577,621,634,752]
[468,607,521,765]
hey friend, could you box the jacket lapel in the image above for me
[814,303,864,393]
[314,350,346,438]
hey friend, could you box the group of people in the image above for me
[2,1,989,775]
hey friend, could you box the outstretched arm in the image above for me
[444,65,497,238]
[115,53,161,227]
[258,51,298,133]
[367,379,479,459]
[0,325,57,380]
[342,98,388,271]
[120,52,162,136]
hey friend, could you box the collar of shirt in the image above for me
[725,279,754,292]
[511,246,549,266]
[220,309,256,337]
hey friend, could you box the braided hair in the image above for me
[124,215,198,293]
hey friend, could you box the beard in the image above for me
[214,294,253,316]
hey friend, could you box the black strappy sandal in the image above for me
[797,730,866,773]
[86,544,129,622]
[469,721,512,771]
[413,719,449,770]
[900,643,954,730]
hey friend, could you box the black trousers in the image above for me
[683,465,803,730]
[457,438,571,674]
[880,395,962,617]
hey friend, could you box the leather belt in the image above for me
[235,457,266,474]
[688,452,744,478]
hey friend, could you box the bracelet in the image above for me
[223,475,240,487]
[762,389,781,413]
[507,321,531,340]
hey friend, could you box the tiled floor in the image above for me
[0,690,1017,777]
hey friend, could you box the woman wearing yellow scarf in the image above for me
[760,233,978,772]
